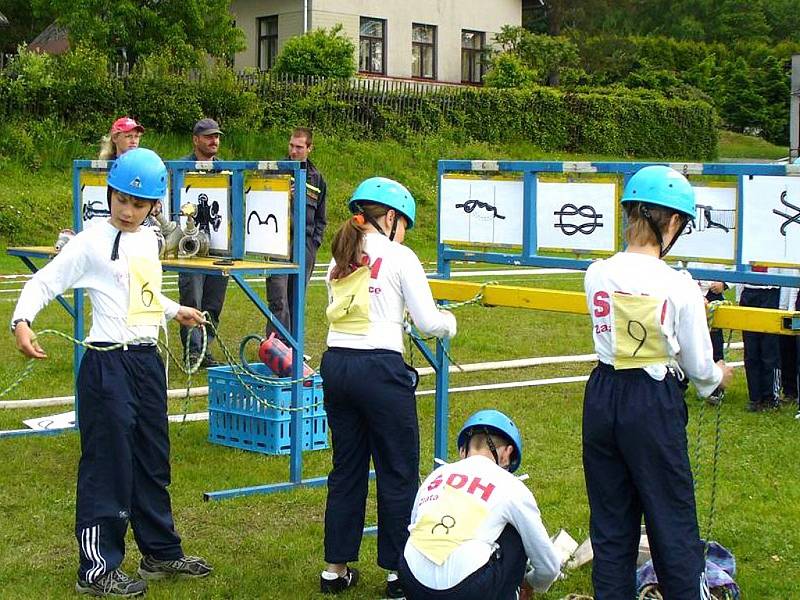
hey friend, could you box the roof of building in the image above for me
[29,22,70,54]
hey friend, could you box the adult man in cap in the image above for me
[177,118,228,367]
[267,127,327,338]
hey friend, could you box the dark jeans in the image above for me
[75,345,182,582]
[178,272,228,356]
[399,526,527,600]
[266,243,317,337]
[321,347,420,570]
[583,363,704,600]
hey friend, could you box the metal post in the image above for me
[289,166,307,484]
[790,55,799,161]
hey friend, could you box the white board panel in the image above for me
[439,177,523,246]
[741,176,800,265]
[536,182,617,252]
[244,176,291,258]
[180,175,231,255]
[81,184,110,230]
[671,186,737,262]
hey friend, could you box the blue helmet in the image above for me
[348,177,416,229]
[107,148,168,201]
[457,409,523,473]
[621,165,695,220]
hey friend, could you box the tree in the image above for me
[30,0,245,67]
[0,0,56,54]
[272,25,355,78]
[492,25,579,86]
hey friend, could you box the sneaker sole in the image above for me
[138,567,212,581]
[75,582,146,597]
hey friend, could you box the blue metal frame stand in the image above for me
[429,159,800,464]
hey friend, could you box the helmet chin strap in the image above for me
[640,205,688,258]
[355,206,399,241]
[108,189,154,261]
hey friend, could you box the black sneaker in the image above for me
[76,568,147,597]
[138,554,213,580]
[320,567,359,594]
[200,354,221,369]
[386,576,406,599]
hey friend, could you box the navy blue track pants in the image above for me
[321,347,420,570]
[740,287,780,404]
[398,525,527,600]
[582,363,704,600]
[75,345,182,582]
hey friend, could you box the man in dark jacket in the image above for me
[267,127,327,338]
[178,118,229,368]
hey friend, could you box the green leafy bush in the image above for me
[125,53,203,132]
[272,25,355,78]
[484,54,537,89]
[0,121,37,169]
[195,66,263,133]
[491,26,580,85]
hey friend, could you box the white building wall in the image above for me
[230,0,304,69]
[230,0,522,82]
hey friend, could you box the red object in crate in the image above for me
[258,332,314,380]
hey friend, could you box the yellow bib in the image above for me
[409,484,490,566]
[326,266,371,334]
[612,292,669,369]
[127,256,164,327]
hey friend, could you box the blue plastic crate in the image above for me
[207,363,328,455]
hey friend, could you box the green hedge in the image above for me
[0,48,717,160]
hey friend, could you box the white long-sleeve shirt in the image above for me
[584,252,722,397]
[403,455,560,593]
[12,220,179,343]
[326,233,456,352]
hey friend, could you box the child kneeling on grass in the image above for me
[12,148,212,598]
[398,410,561,600]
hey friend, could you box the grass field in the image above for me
[0,130,797,599]
[1,263,798,599]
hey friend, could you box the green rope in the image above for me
[2,317,325,416]
[444,280,498,310]
[4,279,503,415]
[706,299,732,329]
[405,279,499,371]
[693,299,732,549]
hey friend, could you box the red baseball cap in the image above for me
[110,117,145,134]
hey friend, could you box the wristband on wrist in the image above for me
[11,318,30,333]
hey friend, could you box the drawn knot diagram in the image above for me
[455,199,506,220]
[554,203,603,236]
[773,191,800,237]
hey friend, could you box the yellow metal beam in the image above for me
[428,280,800,335]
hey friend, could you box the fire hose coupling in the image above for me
[156,202,211,258]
